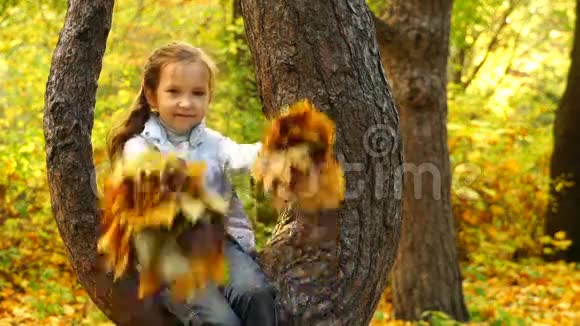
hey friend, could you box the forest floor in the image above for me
[371,259,579,325]
[0,226,578,325]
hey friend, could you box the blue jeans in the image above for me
[161,237,277,326]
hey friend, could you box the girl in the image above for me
[107,41,277,326]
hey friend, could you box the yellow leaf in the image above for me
[133,229,164,269]
[180,195,206,224]
[490,205,504,217]
[139,268,161,299]
[504,159,520,173]
[159,237,190,282]
[63,304,75,316]
[555,231,567,240]
[201,193,229,215]
[138,200,178,229]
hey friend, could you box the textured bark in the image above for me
[375,1,469,322]
[44,0,402,325]
[240,0,402,324]
[546,0,580,262]
[43,2,178,325]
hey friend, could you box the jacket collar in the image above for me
[141,113,206,148]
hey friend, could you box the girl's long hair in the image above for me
[106,41,218,163]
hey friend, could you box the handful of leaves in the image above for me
[97,150,228,301]
[252,99,345,211]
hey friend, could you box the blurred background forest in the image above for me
[0,0,579,325]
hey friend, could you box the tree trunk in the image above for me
[43,2,178,325]
[450,48,465,85]
[44,0,403,325]
[233,0,242,19]
[546,0,580,262]
[375,1,469,322]
[240,0,402,324]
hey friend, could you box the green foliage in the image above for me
[449,0,574,103]
[447,0,576,263]
[366,0,389,16]
[421,311,462,326]
[450,0,507,52]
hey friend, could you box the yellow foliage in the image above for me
[252,99,345,212]
[97,150,228,301]
[555,231,567,240]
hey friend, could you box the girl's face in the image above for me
[146,60,211,134]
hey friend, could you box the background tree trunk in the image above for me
[240,0,402,324]
[233,0,242,19]
[43,2,178,325]
[546,0,580,262]
[374,1,469,321]
[44,0,402,325]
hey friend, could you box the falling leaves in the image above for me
[97,150,229,302]
[252,99,345,212]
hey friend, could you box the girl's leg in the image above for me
[222,237,277,326]
[161,236,276,326]
[161,284,241,326]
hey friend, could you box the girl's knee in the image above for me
[228,282,276,305]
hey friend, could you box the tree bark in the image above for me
[240,0,402,324]
[546,0,580,262]
[44,0,403,325]
[43,2,178,325]
[450,48,465,85]
[233,0,242,19]
[375,1,469,322]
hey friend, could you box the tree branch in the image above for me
[462,1,519,89]
[484,34,522,99]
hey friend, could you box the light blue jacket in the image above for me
[123,114,262,253]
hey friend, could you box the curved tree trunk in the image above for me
[43,2,178,325]
[546,0,580,262]
[44,0,402,325]
[240,1,402,324]
[375,1,469,322]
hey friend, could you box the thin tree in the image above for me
[374,0,469,321]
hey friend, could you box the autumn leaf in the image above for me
[252,99,345,212]
[97,149,229,301]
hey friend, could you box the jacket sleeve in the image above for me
[123,136,150,158]
[219,136,262,173]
